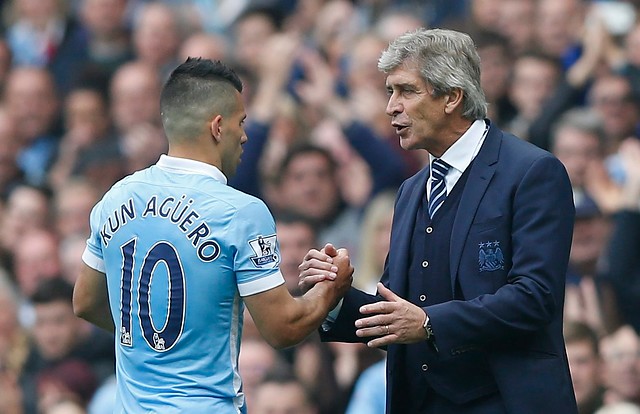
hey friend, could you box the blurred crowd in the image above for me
[0,0,640,413]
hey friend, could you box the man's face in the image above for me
[276,221,316,295]
[253,382,316,414]
[5,68,59,142]
[601,327,640,401]
[385,62,449,153]
[219,92,247,178]
[33,301,80,361]
[566,340,601,407]
[280,153,339,221]
[552,127,600,188]
[589,78,638,141]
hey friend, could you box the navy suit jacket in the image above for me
[321,124,578,414]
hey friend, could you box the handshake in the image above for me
[298,243,354,307]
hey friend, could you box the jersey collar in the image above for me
[156,154,228,185]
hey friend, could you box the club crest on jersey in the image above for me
[249,234,279,268]
[479,240,504,272]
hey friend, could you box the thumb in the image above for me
[376,282,400,302]
[322,243,338,257]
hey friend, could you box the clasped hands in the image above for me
[299,243,429,348]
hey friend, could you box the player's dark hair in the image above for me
[160,58,243,141]
[31,277,74,305]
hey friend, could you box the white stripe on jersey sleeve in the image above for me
[82,247,106,273]
[237,270,285,297]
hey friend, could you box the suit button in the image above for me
[425,227,433,233]
[421,261,429,268]
[421,364,429,371]
[420,294,426,302]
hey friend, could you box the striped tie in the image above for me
[428,158,451,218]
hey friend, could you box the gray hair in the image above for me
[378,28,487,120]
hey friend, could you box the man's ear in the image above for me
[210,115,223,143]
[443,88,464,114]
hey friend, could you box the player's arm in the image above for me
[73,263,115,333]
[244,249,353,349]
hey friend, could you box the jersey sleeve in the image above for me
[231,199,284,297]
[82,199,106,273]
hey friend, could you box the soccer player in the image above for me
[72,58,353,413]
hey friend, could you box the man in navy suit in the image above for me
[299,28,578,413]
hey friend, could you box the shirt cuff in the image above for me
[321,298,344,332]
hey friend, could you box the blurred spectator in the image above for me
[274,144,362,262]
[442,0,502,34]
[275,213,317,296]
[551,109,604,197]
[12,228,60,300]
[620,22,640,97]
[252,370,319,414]
[564,194,621,337]
[0,272,29,414]
[178,31,228,62]
[600,325,640,406]
[565,320,605,414]
[108,60,162,136]
[286,335,378,414]
[0,108,26,199]
[58,233,87,286]
[131,2,182,80]
[595,402,640,414]
[345,357,386,414]
[4,67,61,186]
[239,337,288,410]
[0,185,51,271]
[373,9,423,44]
[5,0,86,94]
[228,33,302,200]
[496,0,536,54]
[353,191,395,294]
[20,278,113,414]
[587,75,639,156]
[603,138,640,333]
[506,52,562,141]
[535,0,585,64]
[473,30,516,126]
[527,9,614,151]
[76,0,132,81]
[310,0,360,76]
[86,375,115,414]
[232,6,281,76]
[44,399,86,414]
[118,122,167,174]
[0,38,14,93]
[36,360,97,413]
[48,86,114,190]
[52,178,99,240]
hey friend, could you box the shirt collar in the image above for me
[156,154,228,185]
[430,119,487,174]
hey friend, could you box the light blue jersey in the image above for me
[82,155,284,414]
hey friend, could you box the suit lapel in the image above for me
[449,124,501,292]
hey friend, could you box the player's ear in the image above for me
[210,115,223,143]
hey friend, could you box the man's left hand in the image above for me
[355,283,428,348]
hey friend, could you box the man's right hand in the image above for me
[298,243,353,296]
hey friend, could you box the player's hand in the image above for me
[331,247,354,300]
[355,283,428,348]
[298,244,338,294]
